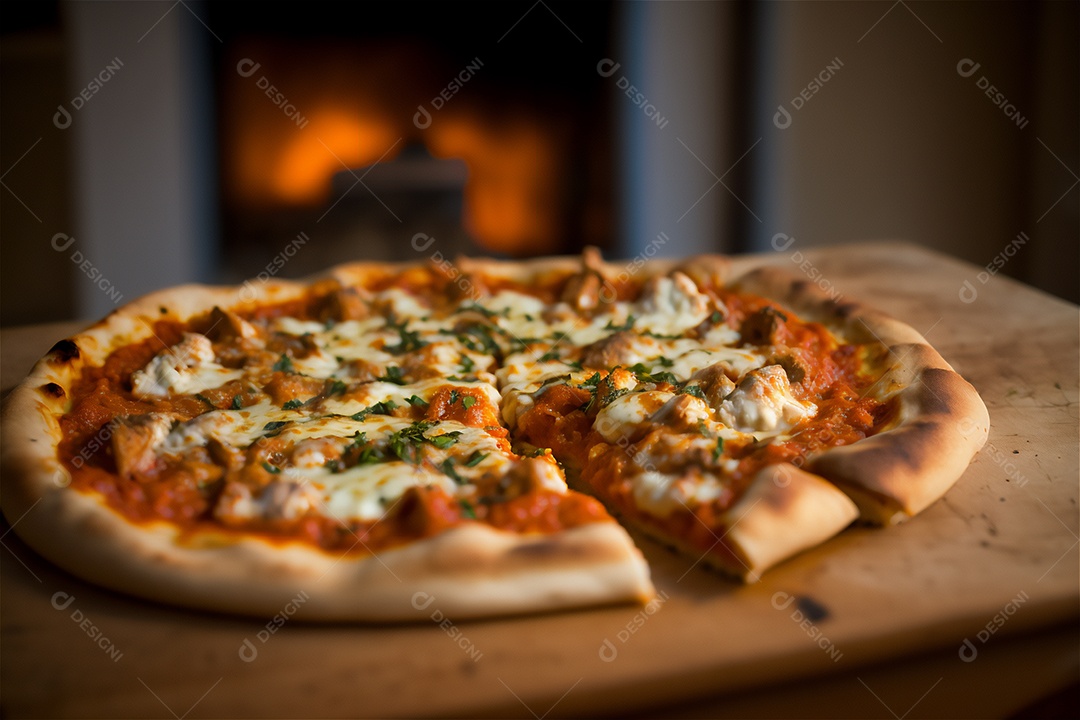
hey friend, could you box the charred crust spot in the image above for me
[508,539,562,557]
[48,339,80,363]
[834,303,860,320]
[159,306,168,315]
[40,382,66,398]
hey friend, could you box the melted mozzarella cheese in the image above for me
[718,365,816,433]
[131,334,244,397]
[630,469,732,518]
[633,274,712,336]
[594,391,675,443]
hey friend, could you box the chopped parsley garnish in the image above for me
[458,498,477,519]
[405,395,429,408]
[324,458,344,473]
[605,315,636,332]
[263,421,288,435]
[628,363,679,385]
[713,437,725,461]
[195,393,214,407]
[388,421,461,464]
[326,379,348,396]
[710,310,724,325]
[564,359,583,370]
[549,330,570,343]
[456,325,501,357]
[230,394,244,410]
[344,431,367,453]
[581,372,602,388]
[459,354,475,373]
[272,354,294,373]
[679,384,706,400]
[282,399,304,410]
[656,355,675,368]
[350,400,398,421]
[456,302,505,318]
[465,450,487,467]
[428,431,463,449]
[462,396,476,410]
[356,446,386,465]
[261,461,281,474]
[439,458,466,484]
[378,366,406,385]
[449,389,460,405]
[384,323,427,355]
[539,349,560,362]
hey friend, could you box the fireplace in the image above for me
[209,3,618,281]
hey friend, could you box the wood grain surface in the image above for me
[1,242,1077,718]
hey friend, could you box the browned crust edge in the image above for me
[613,465,858,583]
[730,266,991,525]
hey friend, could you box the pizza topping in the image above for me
[560,246,612,312]
[634,272,712,335]
[717,365,816,433]
[739,306,790,346]
[111,414,173,477]
[594,391,674,443]
[56,256,890,563]
[205,306,259,342]
[317,286,370,322]
[581,331,657,369]
[131,333,243,398]
[689,362,737,409]
[215,479,321,523]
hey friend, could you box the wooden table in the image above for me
[2,242,1077,718]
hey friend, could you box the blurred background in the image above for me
[2,0,1076,324]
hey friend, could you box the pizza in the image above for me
[0,249,989,620]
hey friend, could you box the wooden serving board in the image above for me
[2,242,1077,718]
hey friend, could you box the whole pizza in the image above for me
[0,249,989,620]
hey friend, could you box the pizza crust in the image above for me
[595,465,859,583]
[730,266,990,524]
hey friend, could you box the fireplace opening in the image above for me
[211,3,616,282]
